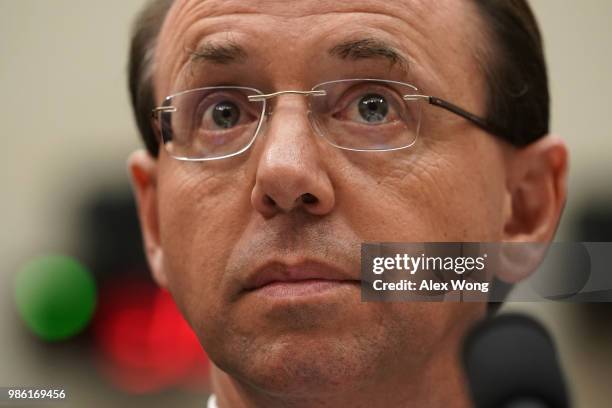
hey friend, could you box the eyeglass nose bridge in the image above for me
[247,89,327,102]
[248,89,329,141]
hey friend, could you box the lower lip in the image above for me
[252,279,359,298]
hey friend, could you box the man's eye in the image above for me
[358,93,389,123]
[209,100,241,129]
[332,89,401,125]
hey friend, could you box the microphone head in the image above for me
[462,314,569,408]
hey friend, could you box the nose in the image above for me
[251,100,335,218]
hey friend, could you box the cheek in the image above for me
[156,163,251,326]
[342,135,506,241]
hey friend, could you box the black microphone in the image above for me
[462,314,570,408]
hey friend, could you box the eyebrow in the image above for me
[189,41,248,65]
[187,37,409,71]
[328,38,410,72]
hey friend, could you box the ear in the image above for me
[497,134,569,283]
[128,149,168,288]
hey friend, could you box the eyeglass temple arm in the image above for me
[151,106,176,119]
[429,96,507,140]
[405,94,507,140]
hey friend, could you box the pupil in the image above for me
[212,101,240,128]
[358,94,388,123]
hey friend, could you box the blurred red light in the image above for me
[93,279,209,394]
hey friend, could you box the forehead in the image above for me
[154,0,484,98]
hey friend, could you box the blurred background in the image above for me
[0,0,610,407]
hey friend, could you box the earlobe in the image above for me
[127,149,168,288]
[498,134,569,282]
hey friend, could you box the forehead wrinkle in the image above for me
[168,0,420,19]
[157,0,430,59]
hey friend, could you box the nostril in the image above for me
[301,193,318,205]
[264,195,276,206]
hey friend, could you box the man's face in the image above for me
[150,0,509,394]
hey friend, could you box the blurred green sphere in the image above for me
[14,255,97,341]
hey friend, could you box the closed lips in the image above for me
[244,260,360,291]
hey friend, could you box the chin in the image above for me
[218,333,378,397]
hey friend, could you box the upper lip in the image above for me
[243,259,360,291]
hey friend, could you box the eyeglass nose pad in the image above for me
[306,110,328,142]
